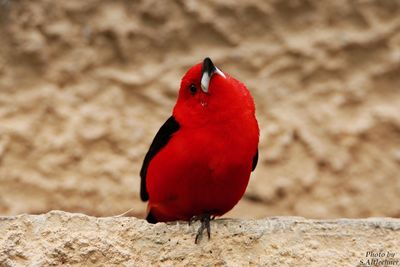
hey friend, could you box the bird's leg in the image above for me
[189,213,212,244]
[195,214,211,244]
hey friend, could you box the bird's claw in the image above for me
[189,215,199,226]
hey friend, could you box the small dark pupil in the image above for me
[189,84,197,95]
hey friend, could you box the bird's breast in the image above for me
[146,117,259,220]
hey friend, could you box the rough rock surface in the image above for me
[0,0,400,219]
[0,211,399,266]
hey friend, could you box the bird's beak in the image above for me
[201,57,226,93]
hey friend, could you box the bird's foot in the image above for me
[189,213,215,244]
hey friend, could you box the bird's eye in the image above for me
[189,84,197,95]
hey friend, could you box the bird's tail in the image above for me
[145,203,158,223]
[146,210,158,223]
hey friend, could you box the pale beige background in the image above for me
[0,0,399,219]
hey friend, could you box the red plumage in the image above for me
[141,58,259,224]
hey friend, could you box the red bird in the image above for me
[140,58,259,243]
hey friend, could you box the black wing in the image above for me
[140,116,180,201]
[252,149,258,172]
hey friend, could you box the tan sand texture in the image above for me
[0,0,400,219]
[1,211,400,266]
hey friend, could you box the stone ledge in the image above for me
[1,211,399,266]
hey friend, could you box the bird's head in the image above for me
[173,57,254,127]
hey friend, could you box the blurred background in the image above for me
[0,0,399,219]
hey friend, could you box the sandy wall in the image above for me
[0,0,400,219]
[1,211,400,266]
